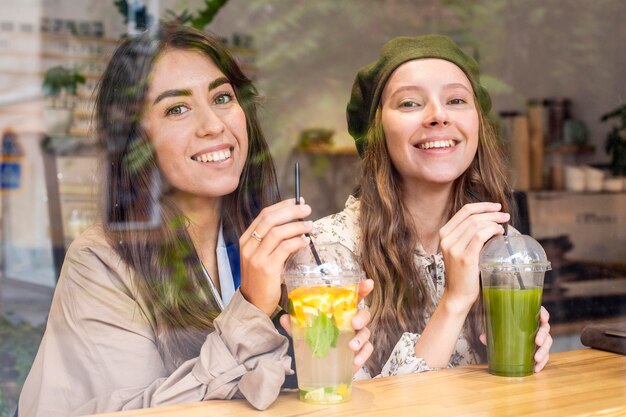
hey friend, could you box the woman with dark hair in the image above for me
[313,35,551,378]
[19,26,372,416]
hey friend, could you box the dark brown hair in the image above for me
[359,96,511,375]
[94,25,279,370]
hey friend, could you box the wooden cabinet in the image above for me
[525,191,626,333]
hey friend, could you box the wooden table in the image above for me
[86,349,626,417]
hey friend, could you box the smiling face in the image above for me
[142,48,248,200]
[380,58,480,192]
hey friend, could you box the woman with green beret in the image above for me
[312,35,552,378]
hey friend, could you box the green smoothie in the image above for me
[482,286,543,377]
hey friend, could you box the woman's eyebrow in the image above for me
[152,77,231,105]
[444,82,472,92]
[153,89,191,105]
[389,85,425,96]
[208,77,230,91]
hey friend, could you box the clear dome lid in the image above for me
[282,241,364,279]
[479,234,552,273]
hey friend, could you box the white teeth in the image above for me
[418,140,454,149]
[193,148,231,162]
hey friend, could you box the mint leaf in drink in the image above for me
[306,312,339,358]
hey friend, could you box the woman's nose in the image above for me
[423,100,449,127]
[196,106,225,138]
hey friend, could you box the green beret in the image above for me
[347,35,492,157]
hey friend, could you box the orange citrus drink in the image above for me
[287,283,359,404]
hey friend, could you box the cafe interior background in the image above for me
[0,0,624,413]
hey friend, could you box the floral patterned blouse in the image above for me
[311,196,481,380]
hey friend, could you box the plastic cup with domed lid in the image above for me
[282,242,364,404]
[479,234,551,377]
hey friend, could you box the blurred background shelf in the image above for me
[545,144,596,154]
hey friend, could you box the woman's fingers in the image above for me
[540,305,551,324]
[464,222,506,255]
[240,199,312,260]
[534,306,552,372]
[357,279,374,303]
[349,323,370,350]
[351,308,371,333]
[439,202,503,238]
[241,234,310,315]
[239,199,314,315]
[439,204,509,266]
[534,333,552,372]
[242,198,308,242]
[535,306,551,347]
[350,307,373,370]
[251,221,313,257]
[438,203,510,307]
[267,235,312,265]
[279,313,291,337]
[440,211,509,253]
[353,341,373,372]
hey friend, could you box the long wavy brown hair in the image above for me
[94,26,279,370]
[359,97,512,375]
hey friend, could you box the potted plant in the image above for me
[42,65,86,137]
[600,103,626,192]
[601,104,626,176]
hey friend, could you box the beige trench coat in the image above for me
[19,225,291,416]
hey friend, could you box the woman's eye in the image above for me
[214,93,234,105]
[166,104,190,116]
[400,100,420,108]
[449,98,467,105]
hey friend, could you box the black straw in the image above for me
[295,163,323,267]
[465,188,526,289]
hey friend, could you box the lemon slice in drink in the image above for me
[303,388,343,404]
[303,388,325,402]
[301,305,319,317]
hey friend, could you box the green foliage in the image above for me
[114,0,229,30]
[306,312,339,358]
[42,66,86,97]
[114,0,129,23]
[125,140,154,174]
[191,0,229,30]
[601,104,626,176]
[0,317,45,416]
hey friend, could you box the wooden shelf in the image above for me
[293,144,358,155]
[0,51,110,61]
[545,144,596,154]
[0,69,104,80]
[41,52,111,62]
[0,30,118,45]
[41,32,118,44]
